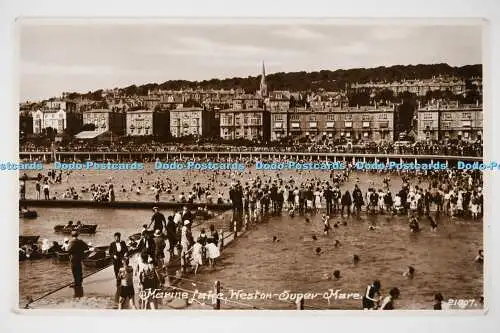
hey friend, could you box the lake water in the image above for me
[19,165,484,310]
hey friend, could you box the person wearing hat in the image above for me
[61,237,70,251]
[153,229,166,271]
[148,207,166,233]
[180,220,192,257]
[181,206,193,227]
[165,215,178,257]
[137,229,155,259]
[109,232,129,281]
[67,231,89,288]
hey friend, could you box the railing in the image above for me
[18,151,483,166]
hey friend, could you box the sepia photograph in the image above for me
[17,18,485,311]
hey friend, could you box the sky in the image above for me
[19,20,483,102]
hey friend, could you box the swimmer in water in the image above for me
[353,254,360,266]
[403,266,415,279]
[433,293,450,310]
[322,215,331,236]
[272,236,280,243]
[474,249,484,264]
[315,247,322,255]
[312,235,318,241]
[362,280,381,310]
[334,240,341,247]
[379,287,400,310]
[409,217,420,233]
[333,270,341,280]
[427,215,437,231]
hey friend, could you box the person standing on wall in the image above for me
[67,231,89,289]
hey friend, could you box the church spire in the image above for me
[259,61,268,97]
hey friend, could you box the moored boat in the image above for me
[83,256,112,268]
[19,210,38,219]
[83,250,111,268]
[53,224,98,234]
[55,251,70,261]
[19,235,39,247]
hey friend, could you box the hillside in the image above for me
[65,63,481,100]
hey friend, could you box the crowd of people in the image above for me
[62,206,222,310]
[21,153,484,309]
[20,138,483,157]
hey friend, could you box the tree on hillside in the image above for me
[82,123,96,131]
[348,92,371,106]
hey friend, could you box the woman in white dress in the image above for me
[393,194,402,214]
[456,192,464,216]
[283,186,289,210]
[180,221,190,265]
[314,188,322,212]
[205,242,220,269]
[470,196,479,219]
[191,240,203,275]
[293,188,300,210]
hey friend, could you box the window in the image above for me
[290,114,299,120]
[274,122,283,129]
[309,122,317,128]
[462,120,472,127]
[422,112,433,120]
[442,113,452,120]
[423,121,433,128]
[344,121,352,128]
[462,112,472,119]
[327,114,335,121]
[362,121,370,128]
[378,113,388,120]
[363,132,369,137]
[345,132,351,138]
[442,121,451,129]
[326,121,335,128]
[274,114,283,121]
[291,122,300,128]
[362,115,371,121]
[344,114,352,121]
[309,115,316,121]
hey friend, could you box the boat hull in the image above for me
[53,224,98,234]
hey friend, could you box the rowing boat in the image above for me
[53,224,98,234]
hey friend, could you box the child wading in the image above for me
[322,214,331,236]
[118,257,136,309]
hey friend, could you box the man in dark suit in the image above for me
[67,231,89,288]
[109,232,128,281]
[324,185,333,215]
[181,206,193,227]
